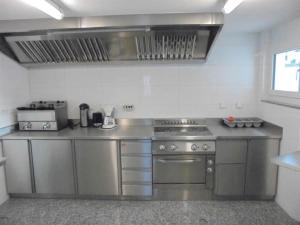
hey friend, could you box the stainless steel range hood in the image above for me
[0,13,223,66]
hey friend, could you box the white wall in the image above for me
[257,17,300,221]
[0,52,30,128]
[28,33,259,119]
[0,52,30,205]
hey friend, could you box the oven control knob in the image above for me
[207,167,213,173]
[202,144,209,151]
[207,160,214,165]
[168,144,177,151]
[191,144,199,151]
[159,145,166,151]
[23,122,32,130]
[42,122,51,130]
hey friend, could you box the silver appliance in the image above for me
[17,101,68,131]
[152,119,216,200]
[79,103,89,127]
[0,13,223,66]
[102,105,117,129]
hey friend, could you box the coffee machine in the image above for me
[102,105,117,129]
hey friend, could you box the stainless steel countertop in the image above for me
[1,118,282,140]
[1,125,154,140]
[207,119,282,140]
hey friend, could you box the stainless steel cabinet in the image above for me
[31,140,75,194]
[215,139,280,199]
[121,140,152,196]
[75,140,119,196]
[2,140,32,194]
[215,164,245,196]
[245,139,280,198]
[215,140,247,196]
[216,140,247,164]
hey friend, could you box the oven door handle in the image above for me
[156,159,202,163]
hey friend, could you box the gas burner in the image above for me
[153,119,214,140]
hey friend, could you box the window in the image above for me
[273,49,300,93]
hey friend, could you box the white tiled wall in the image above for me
[0,52,30,128]
[28,33,259,119]
[258,17,300,222]
[0,52,29,205]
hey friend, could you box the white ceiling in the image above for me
[1,0,300,32]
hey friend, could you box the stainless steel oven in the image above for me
[153,155,206,184]
[152,140,215,200]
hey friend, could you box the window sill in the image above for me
[269,90,300,99]
[261,99,300,109]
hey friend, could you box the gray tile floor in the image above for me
[0,199,299,225]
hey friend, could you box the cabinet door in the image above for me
[31,140,75,194]
[215,164,245,196]
[216,140,247,164]
[75,140,119,196]
[2,140,32,194]
[245,139,280,197]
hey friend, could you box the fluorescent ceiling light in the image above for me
[223,0,244,14]
[22,0,64,20]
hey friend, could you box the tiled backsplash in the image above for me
[0,52,30,128]
[29,33,259,119]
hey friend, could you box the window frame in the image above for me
[270,48,300,99]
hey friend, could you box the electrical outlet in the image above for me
[235,102,244,109]
[123,104,135,112]
[219,103,227,109]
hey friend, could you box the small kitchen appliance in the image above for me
[79,103,89,127]
[17,101,68,131]
[102,106,117,129]
[92,112,103,127]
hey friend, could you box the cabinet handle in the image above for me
[157,159,201,163]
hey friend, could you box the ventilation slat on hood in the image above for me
[13,37,110,63]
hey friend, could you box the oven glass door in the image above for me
[153,155,206,184]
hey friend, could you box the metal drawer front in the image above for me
[153,155,206,184]
[121,141,151,154]
[122,184,152,196]
[122,169,152,183]
[122,156,152,169]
